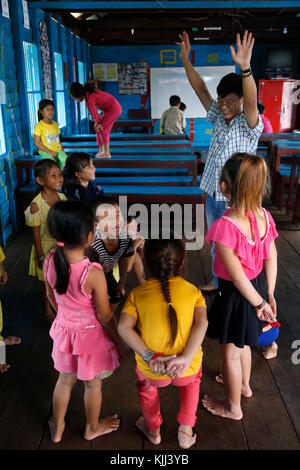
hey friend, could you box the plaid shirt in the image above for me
[200,100,264,201]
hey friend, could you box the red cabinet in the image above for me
[258,79,298,133]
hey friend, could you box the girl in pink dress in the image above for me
[69,82,122,159]
[43,200,127,443]
[202,153,278,421]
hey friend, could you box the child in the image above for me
[63,152,104,204]
[69,82,122,159]
[0,247,21,373]
[86,197,134,313]
[44,200,126,443]
[160,95,185,135]
[258,102,273,133]
[125,216,145,285]
[34,99,68,169]
[118,235,208,449]
[177,30,264,292]
[202,153,278,421]
[24,159,66,323]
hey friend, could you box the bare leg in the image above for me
[178,424,196,449]
[83,377,120,440]
[49,373,77,443]
[203,343,243,420]
[136,416,161,445]
[240,345,252,397]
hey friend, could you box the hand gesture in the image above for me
[149,355,177,375]
[133,237,144,251]
[176,31,191,61]
[256,302,276,323]
[94,122,103,132]
[0,269,8,285]
[230,30,254,69]
[165,355,192,379]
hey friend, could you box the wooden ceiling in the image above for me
[29,1,300,45]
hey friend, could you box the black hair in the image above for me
[169,95,181,107]
[217,73,243,99]
[63,152,92,186]
[47,200,95,294]
[257,102,265,114]
[38,99,55,121]
[33,158,61,191]
[144,233,185,346]
[69,82,95,99]
[91,195,118,216]
[179,102,186,111]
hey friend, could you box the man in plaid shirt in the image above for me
[177,30,263,291]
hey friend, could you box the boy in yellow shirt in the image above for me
[34,99,67,169]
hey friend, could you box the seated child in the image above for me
[86,196,134,312]
[160,95,185,135]
[34,99,68,169]
[63,152,104,204]
[179,102,187,132]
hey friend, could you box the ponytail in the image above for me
[53,246,70,295]
[144,236,185,346]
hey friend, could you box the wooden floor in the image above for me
[0,211,300,451]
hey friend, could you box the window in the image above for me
[54,52,66,128]
[23,41,42,135]
[77,60,87,119]
[0,108,5,155]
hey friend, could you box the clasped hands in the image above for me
[149,354,191,379]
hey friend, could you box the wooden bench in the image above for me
[93,175,201,186]
[61,133,189,142]
[259,133,300,143]
[63,147,193,156]
[113,119,153,134]
[62,140,191,149]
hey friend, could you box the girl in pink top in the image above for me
[202,153,278,421]
[69,82,122,159]
[43,200,127,443]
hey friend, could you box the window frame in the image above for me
[53,51,66,128]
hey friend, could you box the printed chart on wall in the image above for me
[150,66,235,118]
[93,63,118,81]
[118,63,147,95]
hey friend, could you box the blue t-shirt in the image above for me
[64,181,104,204]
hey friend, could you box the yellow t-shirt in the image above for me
[122,276,206,380]
[34,120,62,153]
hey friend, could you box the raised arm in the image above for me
[176,31,213,112]
[230,31,259,129]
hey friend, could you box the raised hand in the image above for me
[176,31,191,61]
[230,30,254,69]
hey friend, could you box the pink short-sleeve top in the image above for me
[205,208,278,281]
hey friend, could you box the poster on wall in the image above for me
[118,63,147,95]
[93,63,118,81]
[39,21,52,99]
[22,0,30,29]
[1,0,9,19]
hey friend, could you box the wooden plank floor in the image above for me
[0,218,299,451]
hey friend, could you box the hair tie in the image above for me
[57,242,64,247]
[168,302,172,306]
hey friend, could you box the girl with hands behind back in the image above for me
[203,153,278,421]
[118,235,208,449]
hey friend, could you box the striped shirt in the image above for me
[91,230,134,273]
[200,100,264,201]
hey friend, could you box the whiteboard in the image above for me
[150,66,236,119]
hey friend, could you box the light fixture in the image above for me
[204,27,222,31]
[194,37,209,41]
[70,12,82,19]
[131,28,135,35]
[283,26,287,34]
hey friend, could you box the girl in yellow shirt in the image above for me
[34,99,68,169]
[118,235,208,449]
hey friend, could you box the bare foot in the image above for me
[215,373,252,398]
[48,417,65,443]
[3,336,21,346]
[84,414,120,440]
[0,363,10,373]
[202,395,243,420]
[178,425,196,449]
[136,416,161,445]
[263,341,278,360]
[199,282,217,293]
[95,152,111,159]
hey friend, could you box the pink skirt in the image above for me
[50,320,120,381]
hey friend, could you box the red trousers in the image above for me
[96,103,122,146]
[136,366,202,431]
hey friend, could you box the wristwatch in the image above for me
[142,350,155,365]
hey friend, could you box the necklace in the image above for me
[41,191,59,206]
